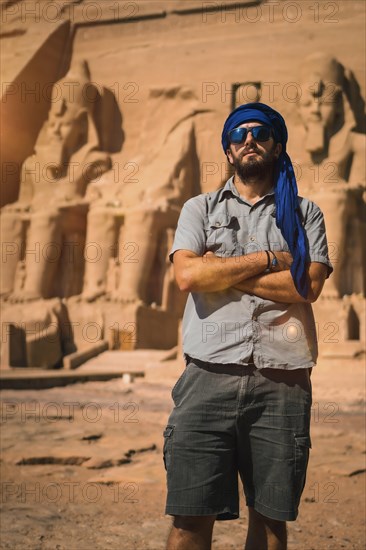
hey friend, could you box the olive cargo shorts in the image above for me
[163,358,312,522]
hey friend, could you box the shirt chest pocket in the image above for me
[257,208,289,251]
[204,213,240,256]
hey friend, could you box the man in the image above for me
[163,102,333,550]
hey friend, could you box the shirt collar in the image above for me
[218,176,275,203]
[217,177,237,202]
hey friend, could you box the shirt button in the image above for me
[215,221,221,227]
[250,236,255,241]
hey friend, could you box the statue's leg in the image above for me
[82,207,118,301]
[59,206,88,298]
[0,210,24,296]
[115,209,162,304]
[316,190,353,298]
[21,210,62,300]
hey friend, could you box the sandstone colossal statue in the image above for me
[1,47,364,367]
[82,86,200,306]
[1,60,113,300]
[294,53,365,299]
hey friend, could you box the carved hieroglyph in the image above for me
[1,60,112,301]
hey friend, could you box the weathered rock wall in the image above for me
[0,0,365,367]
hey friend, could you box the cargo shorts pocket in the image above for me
[163,425,175,471]
[171,367,190,404]
[294,434,311,497]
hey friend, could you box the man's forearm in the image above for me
[234,271,306,303]
[234,262,327,303]
[175,251,269,292]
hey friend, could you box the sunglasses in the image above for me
[228,125,272,144]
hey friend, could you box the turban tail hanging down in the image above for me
[222,102,309,299]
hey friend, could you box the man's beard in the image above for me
[232,148,277,182]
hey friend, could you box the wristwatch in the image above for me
[264,250,278,273]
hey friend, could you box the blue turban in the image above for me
[222,102,308,299]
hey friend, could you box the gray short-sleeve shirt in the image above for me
[170,177,333,370]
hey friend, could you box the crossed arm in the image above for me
[172,249,328,303]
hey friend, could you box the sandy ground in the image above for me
[0,356,365,550]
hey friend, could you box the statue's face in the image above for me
[299,78,342,131]
[46,98,84,150]
[47,114,73,142]
[298,73,343,157]
[40,97,88,177]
